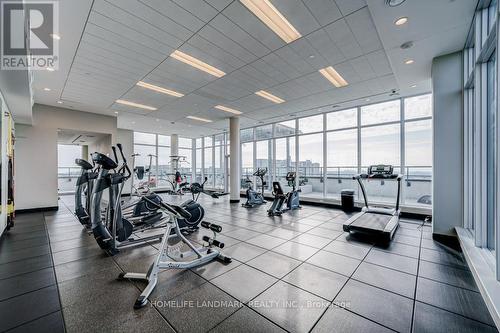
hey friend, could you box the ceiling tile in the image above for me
[272,0,321,36]
[301,0,342,26]
[345,7,382,54]
[334,0,366,16]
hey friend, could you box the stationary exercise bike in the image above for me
[267,172,301,216]
[118,201,231,309]
[242,168,267,208]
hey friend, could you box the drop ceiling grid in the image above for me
[62,0,397,130]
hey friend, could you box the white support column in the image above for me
[171,134,179,174]
[229,117,241,202]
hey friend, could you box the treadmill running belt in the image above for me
[351,214,392,231]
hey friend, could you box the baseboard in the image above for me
[16,206,59,214]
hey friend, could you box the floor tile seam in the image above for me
[43,211,67,333]
[2,309,62,333]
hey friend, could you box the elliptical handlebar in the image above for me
[116,143,132,179]
[112,146,119,164]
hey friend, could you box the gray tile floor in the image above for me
[0,194,497,333]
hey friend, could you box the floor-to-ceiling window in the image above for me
[235,94,433,209]
[404,95,433,206]
[214,134,224,189]
[156,135,171,188]
[360,100,401,204]
[195,138,203,183]
[326,108,358,199]
[298,115,324,197]
[204,136,214,188]
[178,137,193,184]
[462,0,500,286]
[134,132,158,188]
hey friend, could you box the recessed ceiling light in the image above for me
[136,81,184,97]
[115,99,157,111]
[170,50,225,77]
[43,88,51,91]
[319,66,348,88]
[366,98,371,102]
[57,100,63,104]
[114,111,119,114]
[132,121,136,124]
[214,105,242,115]
[255,90,285,103]
[405,59,414,65]
[309,55,315,59]
[395,17,408,26]
[46,67,55,72]
[156,118,160,122]
[240,0,301,43]
[410,84,417,88]
[50,33,61,40]
[187,115,213,123]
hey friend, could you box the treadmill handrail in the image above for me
[352,173,403,210]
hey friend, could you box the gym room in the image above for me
[0,0,497,332]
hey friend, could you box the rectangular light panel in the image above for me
[319,66,348,88]
[170,50,226,78]
[214,105,242,115]
[115,99,157,111]
[187,115,213,123]
[255,90,285,104]
[240,0,301,43]
[136,81,184,97]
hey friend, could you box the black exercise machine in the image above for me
[343,165,402,242]
[242,168,267,208]
[267,172,301,216]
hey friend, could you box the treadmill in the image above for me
[343,165,402,242]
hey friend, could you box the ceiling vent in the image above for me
[386,0,406,7]
[401,41,414,49]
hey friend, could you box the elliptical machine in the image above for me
[242,168,267,208]
[74,157,98,229]
[267,172,301,216]
[90,144,202,255]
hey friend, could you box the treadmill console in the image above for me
[367,165,395,178]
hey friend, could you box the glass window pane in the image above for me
[275,120,296,137]
[157,146,170,187]
[133,144,157,187]
[158,135,170,146]
[361,100,400,125]
[298,115,323,134]
[241,142,254,181]
[196,138,202,148]
[255,125,273,140]
[195,149,202,183]
[215,134,224,146]
[134,132,156,145]
[204,136,213,147]
[361,124,400,166]
[241,128,253,142]
[327,129,358,167]
[256,140,271,190]
[298,133,323,197]
[405,120,432,167]
[178,148,192,176]
[327,108,357,130]
[204,147,213,187]
[275,137,296,183]
[178,137,192,148]
[405,94,432,120]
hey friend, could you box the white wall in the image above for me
[15,104,117,210]
[432,52,464,236]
